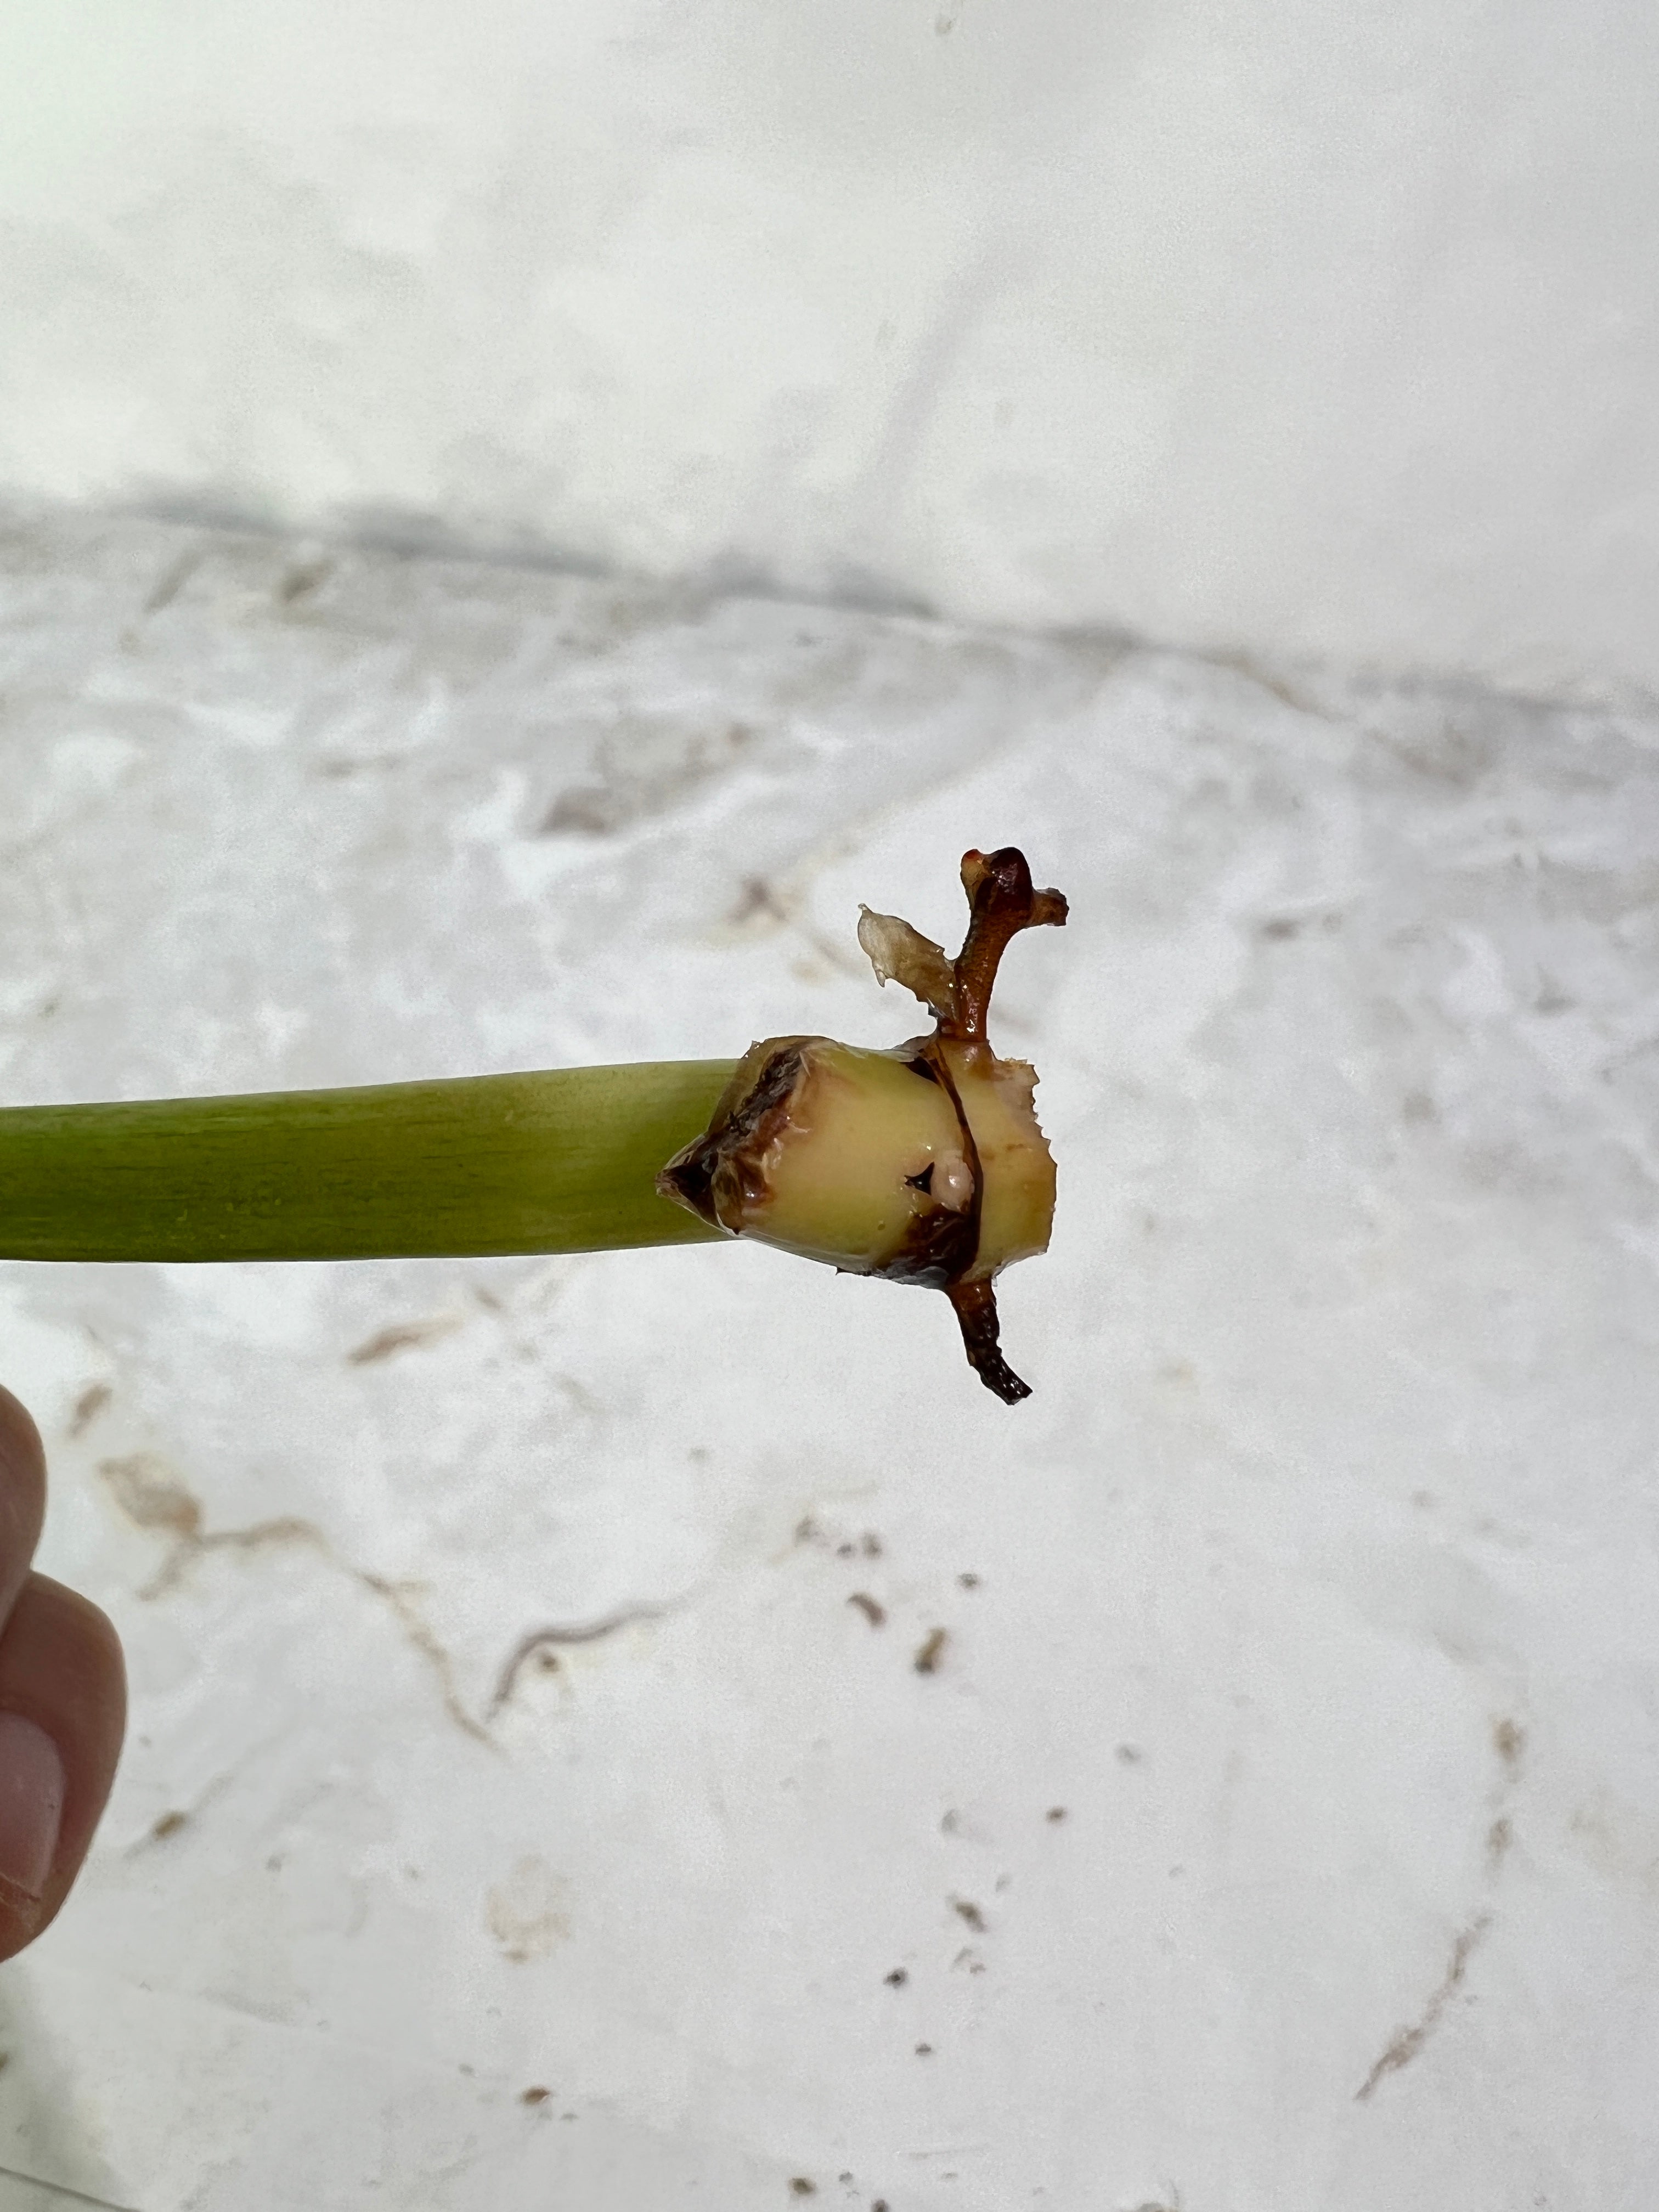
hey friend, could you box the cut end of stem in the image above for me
[659,845,1067,1401]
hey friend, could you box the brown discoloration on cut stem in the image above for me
[655,1040,810,1233]
[908,1035,987,1294]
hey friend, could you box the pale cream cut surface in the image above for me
[730,1041,967,1273]
[938,1045,1057,1283]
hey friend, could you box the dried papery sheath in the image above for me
[659,847,1067,1401]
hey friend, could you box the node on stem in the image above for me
[657,847,1067,1401]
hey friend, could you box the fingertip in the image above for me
[0,1386,46,1604]
[0,1384,44,1477]
[0,1575,127,1961]
[21,1576,127,1716]
[0,1712,65,1948]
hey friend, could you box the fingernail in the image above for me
[0,1713,65,1909]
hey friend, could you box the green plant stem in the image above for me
[0,1063,737,1263]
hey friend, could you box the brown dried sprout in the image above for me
[658,847,1068,1401]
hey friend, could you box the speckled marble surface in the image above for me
[1,514,1657,2211]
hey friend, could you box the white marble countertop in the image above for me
[1,514,1656,2210]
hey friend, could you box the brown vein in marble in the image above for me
[485,1606,669,1719]
[1353,1710,1526,2101]
[67,1381,112,1438]
[98,1453,492,1745]
[346,1313,465,1364]
[1353,1913,1492,2103]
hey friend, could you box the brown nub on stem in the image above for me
[945,848,1068,1044]
[655,1041,809,1229]
[946,1275,1031,1404]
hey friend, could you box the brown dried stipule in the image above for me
[941,847,1069,1046]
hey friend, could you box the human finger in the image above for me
[0,1574,126,1959]
[0,1386,47,1628]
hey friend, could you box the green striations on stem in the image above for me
[0,1062,737,1263]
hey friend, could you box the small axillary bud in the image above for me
[658,847,1068,1402]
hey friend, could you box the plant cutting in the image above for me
[0,848,1066,1399]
